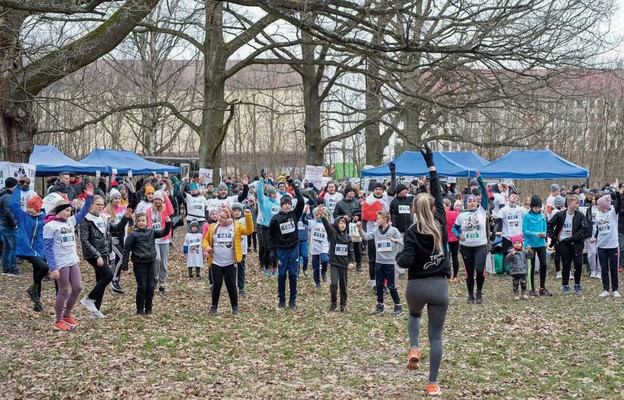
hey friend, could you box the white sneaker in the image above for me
[599,290,610,298]
[89,310,105,319]
[614,291,621,298]
[589,271,595,278]
[556,271,562,279]
[80,297,98,313]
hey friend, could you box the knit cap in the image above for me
[231,202,244,212]
[597,195,612,209]
[189,183,199,191]
[28,196,43,213]
[144,185,155,195]
[554,195,565,209]
[267,186,277,196]
[217,182,228,191]
[280,195,292,206]
[109,188,121,200]
[153,190,165,201]
[396,184,408,195]
[530,195,542,208]
[510,234,524,246]
[551,184,560,192]
[344,186,355,196]
[53,200,72,215]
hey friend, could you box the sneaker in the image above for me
[513,294,520,301]
[111,281,124,294]
[556,271,562,279]
[599,290,610,298]
[278,300,286,309]
[209,305,217,315]
[264,269,270,277]
[62,316,78,328]
[80,297,98,313]
[407,348,421,370]
[393,304,403,316]
[529,290,538,298]
[574,284,582,294]
[475,291,483,304]
[614,290,621,298]
[231,307,239,315]
[272,269,278,277]
[54,320,73,331]
[372,303,384,315]
[426,383,442,396]
[137,309,146,315]
[89,311,104,319]
[562,285,570,294]
[6,270,21,277]
[539,288,552,297]
[329,302,337,312]
[239,290,247,298]
[322,274,327,283]
[522,293,530,300]
[196,274,201,279]
[339,304,346,312]
[159,286,165,294]
[315,284,321,290]
[33,302,43,312]
[289,300,297,311]
[467,295,475,304]
[145,309,153,315]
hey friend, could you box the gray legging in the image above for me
[154,243,170,288]
[406,276,449,384]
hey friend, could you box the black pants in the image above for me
[134,261,155,312]
[23,256,49,298]
[330,265,349,306]
[111,242,124,281]
[352,241,362,266]
[502,238,512,272]
[258,226,274,269]
[460,245,488,295]
[529,246,548,290]
[367,238,376,280]
[512,274,527,293]
[448,241,460,277]
[212,264,238,309]
[559,241,582,286]
[247,232,258,252]
[86,257,113,310]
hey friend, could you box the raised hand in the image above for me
[420,143,434,167]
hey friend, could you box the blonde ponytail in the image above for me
[412,193,443,253]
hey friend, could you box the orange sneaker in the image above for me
[54,320,73,331]
[62,315,78,328]
[426,383,441,396]
[407,348,421,370]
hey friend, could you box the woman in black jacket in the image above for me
[397,144,450,397]
[79,196,132,318]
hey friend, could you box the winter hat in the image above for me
[454,200,463,210]
[231,202,244,212]
[190,221,199,229]
[277,181,287,190]
[572,185,581,192]
[53,199,72,215]
[27,196,43,213]
[208,207,219,216]
[551,184,560,192]
[344,186,355,196]
[530,195,542,208]
[554,195,565,209]
[109,188,121,200]
[471,187,481,196]
[396,184,408,195]
[189,183,199,191]
[217,182,228,191]
[144,185,155,195]
[267,186,277,196]
[153,190,165,201]
[294,179,302,187]
[280,195,292,206]
[510,234,524,246]
[4,177,17,189]
[411,179,419,187]
[469,178,478,187]
[466,194,477,203]
[597,195,612,209]
[373,182,384,190]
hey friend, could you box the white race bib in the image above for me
[61,231,75,247]
[271,205,281,216]
[280,221,295,234]
[335,244,348,256]
[376,240,392,252]
[398,205,410,214]
[216,232,233,244]
[312,229,326,241]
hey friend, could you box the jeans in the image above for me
[237,255,246,291]
[598,247,619,291]
[298,241,309,272]
[0,226,18,272]
[375,263,401,305]
[276,246,299,302]
[86,257,114,310]
[312,253,329,285]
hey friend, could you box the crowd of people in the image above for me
[1,147,623,396]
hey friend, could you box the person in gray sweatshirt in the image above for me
[358,211,404,316]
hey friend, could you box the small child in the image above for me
[506,234,531,300]
[308,207,330,289]
[358,211,404,316]
[318,207,355,312]
[183,221,203,278]
[122,213,172,315]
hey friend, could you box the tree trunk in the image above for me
[301,31,324,166]
[364,59,382,165]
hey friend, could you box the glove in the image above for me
[261,169,266,179]
[420,143,434,167]
[389,162,396,172]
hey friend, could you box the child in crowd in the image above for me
[183,221,203,278]
[122,213,172,315]
[232,202,249,297]
[43,189,93,331]
[506,234,531,300]
[308,207,330,289]
[358,211,404,316]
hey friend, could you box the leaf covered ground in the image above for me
[1,239,623,399]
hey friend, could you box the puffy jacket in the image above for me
[389,195,414,233]
[80,212,131,259]
[202,212,254,265]
[122,222,172,265]
[506,248,530,275]
[9,187,45,258]
[0,188,17,229]
[333,198,362,220]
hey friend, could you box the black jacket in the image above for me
[80,213,132,259]
[389,195,414,233]
[333,198,361,220]
[122,222,171,265]
[0,188,17,229]
[547,209,590,253]
[268,189,304,252]
[321,216,354,268]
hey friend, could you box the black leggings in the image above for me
[23,256,49,297]
[211,264,238,309]
[529,246,548,290]
[352,241,362,265]
[460,245,487,295]
[448,241,460,278]
[86,257,113,310]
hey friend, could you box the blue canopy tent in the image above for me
[439,151,489,170]
[79,149,181,175]
[478,150,589,179]
[361,151,475,178]
[29,145,100,176]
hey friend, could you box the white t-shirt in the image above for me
[43,216,81,270]
[595,208,619,249]
[184,232,204,267]
[308,219,329,255]
[559,212,574,241]
[499,205,524,238]
[185,193,207,221]
[324,192,343,222]
[455,207,488,247]
[212,225,236,266]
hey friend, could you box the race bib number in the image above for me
[216,232,233,244]
[271,205,281,216]
[398,205,410,214]
[280,221,295,234]
[335,244,348,256]
[312,229,326,241]
[61,231,75,247]
[376,240,392,252]
[327,201,337,211]
[189,245,200,254]
[152,217,161,230]
[465,232,480,240]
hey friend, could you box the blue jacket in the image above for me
[522,210,547,248]
[257,178,280,227]
[9,186,46,258]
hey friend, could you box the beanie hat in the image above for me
[27,196,43,213]
[109,188,121,200]
[208,207,219,216]
[469,178,478,187]
[373,182,384,190]
[510,234,524,246]
[396,184,408,195]
[110,180,118,187]
[597,195,612,209]
[466,194,477,203]
[551,184,560,192]
[471,187,481,196]
[411,179,419,187]
[4,177,18,189]
[280,195,292,206]
[190,221,199,229]
[554,195,565,209]
[294,179,302,187]
[530,195,542,208]
[572,185,580,192]
[231,202,244,212]
[217,182,228,191]
[267,186,277,196]
[153,190,165,201]
[344,186,355,196]
[454,200,463,210]
[53,200,72,215]
[189,183,199,191]
[144,185,155,195]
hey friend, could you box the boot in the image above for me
[393,304,403,316]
